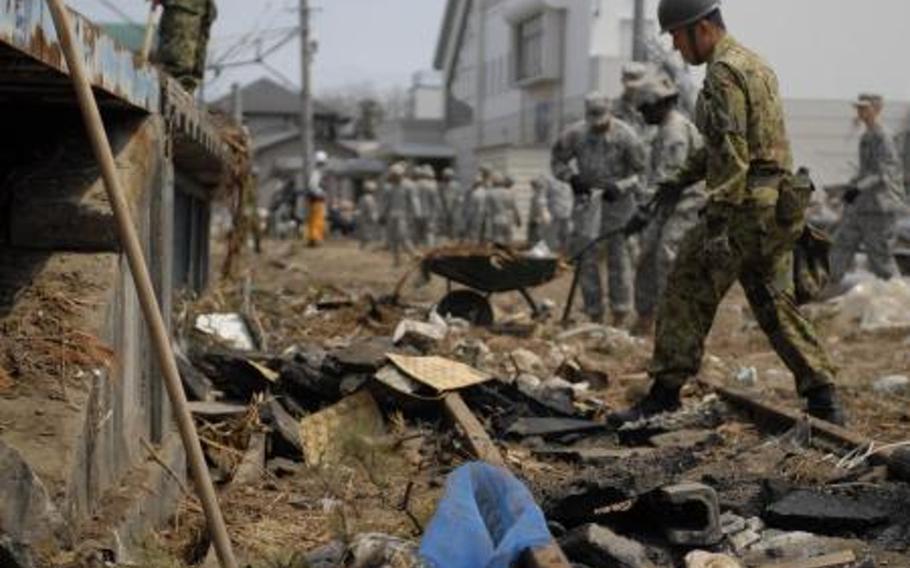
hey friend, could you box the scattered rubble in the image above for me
[115,240,910,566]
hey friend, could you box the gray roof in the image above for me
[380,141,456,159]
[211,77,344,119]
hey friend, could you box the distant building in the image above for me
[210,77,353,206]
[433,0,665,185]
[376,70,454,172]
[408,70,445,120]
[432,0,910,192]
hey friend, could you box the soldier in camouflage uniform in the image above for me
[611,0,844,426]
[155,0,217,92]
[829,94,905,283]
[462,169,491,242]
[438,168,463,239]
[528,176,552,244]
[632,73,706,336]
[356,180,381,249]
[546,176,573,254]
[553,93,648,325]
[380,164,422,266]
[486,173,523,244]
[414,165,440,248]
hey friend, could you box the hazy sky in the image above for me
[69,0,909,103]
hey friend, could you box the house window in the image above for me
[516,14,544,81]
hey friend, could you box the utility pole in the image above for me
[298,0,314,217]
[231,82,243,124]
[632,0,647,62]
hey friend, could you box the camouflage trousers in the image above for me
[546,218,571,254]
[571,192,634,319]
[413,218,436,248]
[490,222,514,245]
[527,219,549,245]
[830,210,900,282]
[158,0,217,90]
[634,202,701,319]
[651,204,837,396]
[386,217,415,266]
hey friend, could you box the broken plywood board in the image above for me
[387,354,491,392]
[298,391,385,467]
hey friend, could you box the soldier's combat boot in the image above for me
[805,385,847,427]
[607,381,681,427]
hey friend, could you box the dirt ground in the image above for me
[236,237,910,442]
[147,235,910,566]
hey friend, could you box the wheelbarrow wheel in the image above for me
[436,290,494,326]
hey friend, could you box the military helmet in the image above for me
[658,0,721,32]
[853,93,884,111]
[388,163,406,178]
[637,73,679,107]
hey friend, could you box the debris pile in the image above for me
[143,240,910,567]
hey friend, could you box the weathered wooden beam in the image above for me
[443,392,506,467]
[699,379,894,464]
[755,550,856,568]
[441,392,572,568]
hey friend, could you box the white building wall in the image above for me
[411,86,445,120]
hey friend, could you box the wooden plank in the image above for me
[755,550,856,568]
[521,542,573,568]
[698,379,894,464]
[442,392,506,467]
[441,392,571,568]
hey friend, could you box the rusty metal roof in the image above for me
[0,0,159,110]
[0,1,232,183]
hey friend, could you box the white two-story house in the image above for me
[434,0,909,201]
[434,0,666,187]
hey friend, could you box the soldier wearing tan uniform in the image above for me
[829,94,905,283]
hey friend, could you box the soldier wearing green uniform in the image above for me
[155,0,217,92]
[611,0,845,426]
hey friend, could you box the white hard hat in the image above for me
[315,150,328,164]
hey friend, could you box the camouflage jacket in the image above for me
[546,177,573,220]
[651,109,706,212]
[381,180,421,221]
[850,123,905,213]
[486,187,522,228]
[417,179,440,221]
[551,118,648,196]
[673,34,794,207]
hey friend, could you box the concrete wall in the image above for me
[0,112,185,559]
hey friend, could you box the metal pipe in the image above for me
[44,2,238,567]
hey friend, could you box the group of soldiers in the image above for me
[354,164,460,266]
[355,163,553,266]
[550,62,705,333]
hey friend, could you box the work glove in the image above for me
[601,181,622,202]
[843,186,860,204]
[569,175,591,197]
[655,180,683,209]
[624,205,653,236]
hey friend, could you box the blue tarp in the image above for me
[419,462,554,568]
